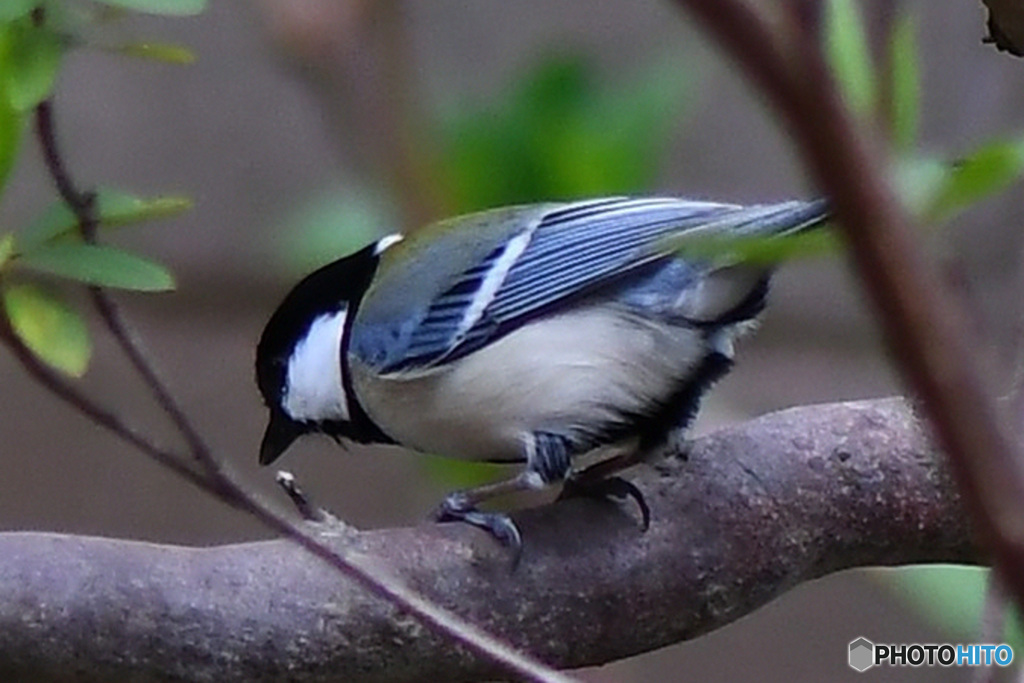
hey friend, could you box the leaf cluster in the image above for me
[666,1,1024,266]
[0,1,203,375]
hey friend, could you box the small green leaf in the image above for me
[110,41,196,64]
[0,88,26,200]
[91,0,207,17]
[0,232,14,268]
[873,566,1024,648]
[661,227,839,265]
[2,282,91,376]
[2,19,64,112]
[825,0,876,118]
[929,137,1024,220]
[17,243,175,291]
[0,20,32,199]
[888,11,919,150]
[0,0,36,21]
[20,189,192,250]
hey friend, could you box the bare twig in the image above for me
[0,314,211,492]
[676,0,1024,617]
[275,470,334,523]
[0,398,975,683]
[18,27,574,683]
[34,97,214,472]
[3,300,574,683]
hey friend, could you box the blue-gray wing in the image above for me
[378,196,827,374]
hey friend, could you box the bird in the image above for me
[255,196,829,553]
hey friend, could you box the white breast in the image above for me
[350,306,708,462]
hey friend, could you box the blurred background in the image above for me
[1,1,1023,680]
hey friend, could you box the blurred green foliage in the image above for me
[673,2,1024,268]
[2,6,1024,634]
[825,0,876,118]
[433,53,688,213]
[824,0,1024,645]
[282,185,398,273]
[0,2,200,376]
[285,52,688,275]
[874,566,1024,649]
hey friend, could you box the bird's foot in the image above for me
[433,492,523,565]
[560,475,651,531]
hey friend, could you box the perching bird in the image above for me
[255,196,829,551]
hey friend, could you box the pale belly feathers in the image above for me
[349,306,711,462]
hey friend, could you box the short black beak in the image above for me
[259,411,303,465]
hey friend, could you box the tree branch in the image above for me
[676,0,1024,623]
[21,16,571,680]
[0,398,976,683]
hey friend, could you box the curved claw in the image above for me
[560,475,651,531]
[433,495,523,566]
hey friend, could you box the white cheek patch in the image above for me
[282,309,350,422]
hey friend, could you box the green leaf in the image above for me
[0,86,26,201]
[90,0,207,17]
[825,0,876,118]
[1,18,64,112]
[873,566,1024,648]
[2,282,90,376]
[20,189,192,250]
[0,0,36,21]
[888,11,919,150]
[661,226,839,265]
[0,20,34,200]
[17,243,175,291]
[929,137,1024,220]
[110,41,196,64]
[0,232,14,268]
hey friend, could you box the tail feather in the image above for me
[701,198,830,238]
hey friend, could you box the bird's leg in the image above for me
[433,431,574,563]
[561,448,652,530]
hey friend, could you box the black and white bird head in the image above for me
[254,236,401,465]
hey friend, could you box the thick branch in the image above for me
[26,66,567,682]
[0,398,976,683]
[677,0,1024,623]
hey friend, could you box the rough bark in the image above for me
[0,398,977,683]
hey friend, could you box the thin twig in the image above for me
[0,315,212,493]
[21,26,576,682]
[0,398,977,682]
[676,0,1024,608]
[34,99,215,473]
[1,311,573,682]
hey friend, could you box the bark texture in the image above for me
[0,398,977,682]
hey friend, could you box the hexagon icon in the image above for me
[849,637,875,672]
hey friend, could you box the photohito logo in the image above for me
[848,637,1014,672]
